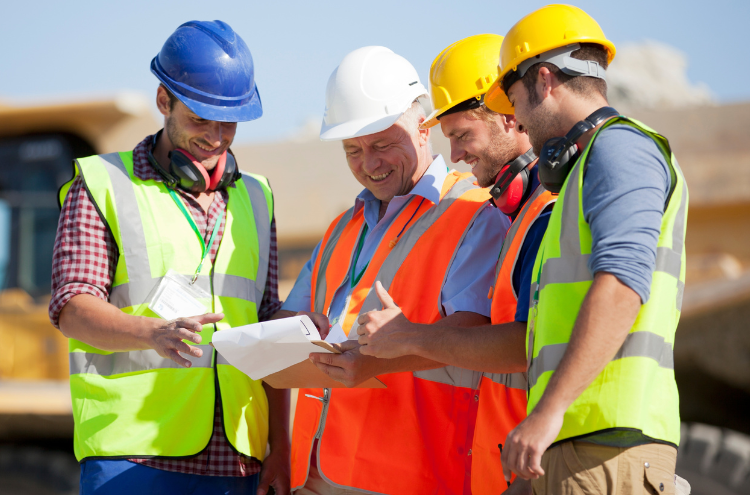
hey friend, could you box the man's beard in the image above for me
[473,125,518,188]
[523,96,559,156]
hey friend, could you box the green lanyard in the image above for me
[350,223,370,289]
[168,189,224,284]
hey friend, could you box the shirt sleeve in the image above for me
[582,125,671,304]
[280,240,322,313]
[257,217,283,321]
[441,203,511,317]
[49,176,117,328]
[513,212,551,322]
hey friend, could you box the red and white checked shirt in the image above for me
[50,135,283,476]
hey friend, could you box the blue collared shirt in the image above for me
[282,155,510,322]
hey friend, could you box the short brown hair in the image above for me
[465,104,500,124]
[522,43,609,105]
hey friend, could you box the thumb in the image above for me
[375,281,396,309]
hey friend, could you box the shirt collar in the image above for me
[354,154,448,213]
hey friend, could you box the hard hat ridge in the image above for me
[151,20,262,123]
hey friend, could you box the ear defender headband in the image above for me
[537,106,619,193]
[490,147,537,215]
[147,130,241,193]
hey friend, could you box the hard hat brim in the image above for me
[484,80,514,115]
[320,112,404,141]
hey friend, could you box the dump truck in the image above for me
[1,95,749,494]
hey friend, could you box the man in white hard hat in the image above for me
[273,46,509,494]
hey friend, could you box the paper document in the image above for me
[212,316,345,380]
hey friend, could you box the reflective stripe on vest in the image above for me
[292,172,492,494]
[527,117,687,446]
[69,346,214,376]
[62,151,273,462]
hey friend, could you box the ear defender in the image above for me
[490,148,537,215]
[147,130,242,193]
[537,107,619,193]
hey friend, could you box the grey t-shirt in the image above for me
[578,123,673,447]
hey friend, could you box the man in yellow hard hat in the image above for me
[355,33,557,495]
[481,5,689,494]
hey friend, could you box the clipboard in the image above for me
[262,341,386,389]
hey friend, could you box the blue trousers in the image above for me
[80,459,259,495]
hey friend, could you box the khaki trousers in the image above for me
[293,465,360,495]
[532,441,678,495]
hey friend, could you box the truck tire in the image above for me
[677,422,750,495]
[0,446,78,495]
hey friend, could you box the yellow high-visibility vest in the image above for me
[528,117,688,446]
[58,151,274,461]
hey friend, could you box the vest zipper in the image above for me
[310,388,331,440]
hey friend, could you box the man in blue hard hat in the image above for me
[50,21,290,494]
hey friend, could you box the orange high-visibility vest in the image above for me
[292,172,490,494]
[471,183,556,495]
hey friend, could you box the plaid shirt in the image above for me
[50,135,283,476]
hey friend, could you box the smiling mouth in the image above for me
[195,142,220,154]
[369,171,393,182]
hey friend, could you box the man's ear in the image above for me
[156,85,172,118]
[500,113,517,133]
[537,66,555,100]
[417,117,430,147]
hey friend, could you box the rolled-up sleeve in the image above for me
[49,177,117,327]
[441,203,510,317]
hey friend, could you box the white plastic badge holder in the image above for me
[148,269,211,320]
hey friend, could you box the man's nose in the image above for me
[205,121,223,147]
[362,150,381,173]
[450,145,466,164]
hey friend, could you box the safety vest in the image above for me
[58,152,274,462]
[472,182,556,495]
[292,172,490,494]
[528,117,688,446]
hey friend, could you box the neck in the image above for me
[378,200,389,222]
[152,130,174,170]
[558,95,611,151]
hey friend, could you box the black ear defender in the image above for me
[147,130,241,193]
[537,106,619,193]
[489,148,537,215]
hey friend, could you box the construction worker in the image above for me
[355,34,556,495]
[50,21,290,494]
[274,46,509,494]
[481,5,687,494]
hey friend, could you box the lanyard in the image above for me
[168,189,224,284]
[350,223,369,289]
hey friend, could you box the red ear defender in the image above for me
[493,165,526,215]
[171,148,211,192]
[489,148,536,215]
[208,152,227,191]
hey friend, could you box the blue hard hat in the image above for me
[151,20,262,122]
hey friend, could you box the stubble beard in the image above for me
[475,124,518,188]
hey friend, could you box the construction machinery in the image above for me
[0,95,749,494]
[0,95,159,494]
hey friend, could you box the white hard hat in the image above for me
[320,46,431,141]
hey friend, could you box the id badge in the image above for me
[148,269,211,320]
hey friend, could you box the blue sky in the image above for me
[1,0,747,144]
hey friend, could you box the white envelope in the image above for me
[213,316,343,380]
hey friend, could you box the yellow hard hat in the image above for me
[485,4,616,114]
[422,34,504,129]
